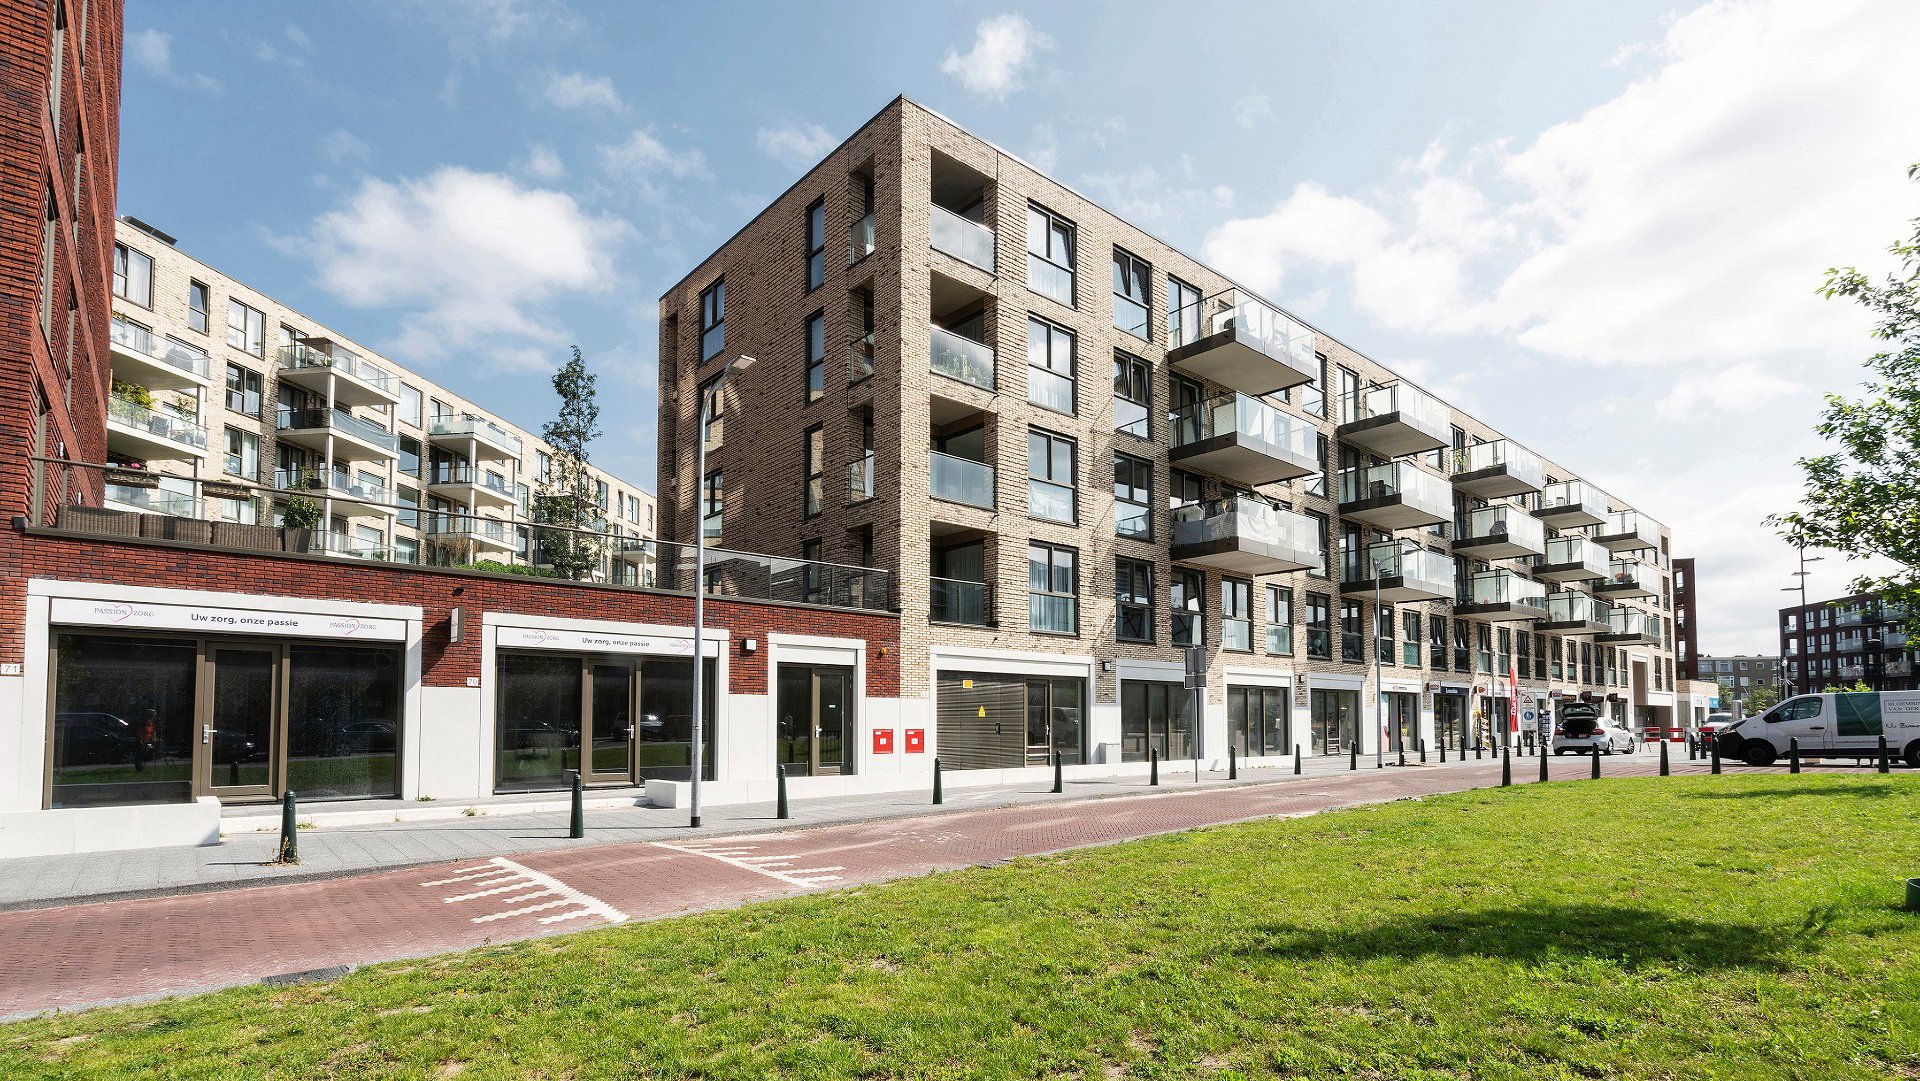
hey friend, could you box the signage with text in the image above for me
[494,625,716,657]
[50,597,407,641]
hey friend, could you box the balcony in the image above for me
[1166,289,1316,396]
[106,394,210,460]
[1450,439,1544,498]
[428,414,524,461]
[276,343,401,409]
[930,450,995,510]
[1538,592,1614,633]
[1453,505,1546,560]
[275,468,398,517]
[1594,560,1658,600]
[109,318,212,389]
[1171,497,1322,576]
[425,462,517,510]
[929,204,995,273]
[1535,480,1610,528]
[1533,536,1612,584]
[275,407,400,461]
[1597,606,1661,645]
[309,530,418,563]
[930,325,995,393]
[1168,393,1316,485]
[1455,570,1549,622]
[930,577,994,627]
[103,481,200,518]
[425,515,517,553]
[1336,382,1452,459]
[1592,510,1662,553]
[1340,540,1452,603]
[1336,461,1451,530]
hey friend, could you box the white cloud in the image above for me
[1654,362,1802,421]
[755,123,838,167]
[940,14,1051,101]
[1235,94,1276,129]
[1079,165,1235,237]
[128,29,220,92]
[321,129,370,165]
[543,71,622,111]
[394,0,573,50]
[1025,124,1060,173]
[599,128,710,180]
[254,24,315,67]
[302,167,629,371]
[522,144,566,181]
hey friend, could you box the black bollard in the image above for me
[1879,736,1892,774]
[1052,751,1064,794]
[1293,746,1302,775]
[1789,737,1801,775]
[1228,745,1238,781]
[276,790,299,865]
[932,757,943,805]
[1150,749,1160,787]
[1420,738,1427,765]
[1440,741,1448,764]
[568,770,584,839]
[1537,743,1549,783]
[1710,741,1721,775]
[1475,743,1483,761]
[1398,744,1407,768]
[1659,738,1670,777]
[1501,746,1512,787]
[776,763,790,820]
[1349,742,1358,772]
[1591,749,1602,780]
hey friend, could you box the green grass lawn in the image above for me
[7,773,1920,1079]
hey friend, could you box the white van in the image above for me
[1715,692,1920,767]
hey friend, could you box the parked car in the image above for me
[54,711,137,765]
[1715,691,1920,767]
[1552,712,1636,755]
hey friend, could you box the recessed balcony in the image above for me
[1336,461,1451,530]
[1594,559,1659,600]
[275,407,400,462]
[425,462,518,510]
[428,414,523,462]
[1538,592,1614,633]
[1450,439,1543,498]
[425,515,517,553]
[1168,393,1316,485]
[929,576,995,627]
[929,204,995,273]
[1533,536,1612,584]
[1172,497,1322,576]
[1166,289,1316,396]
[109,317,212,390]
[1336,382,1451,458]
[929,450,995,511]
[1592,510,1662,553]
[1341,540,1453,602]
[1453,505,1546,559]
[102,480,200,518]
[1597,606,1661,645]
[1454,569,1549,622]
[274,468,398,517]
[277,343,402,409]
[106,394,210,461]
[1535,480,1610,528]
[930,324,996,395]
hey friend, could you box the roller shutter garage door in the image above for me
[936,672,1027,770]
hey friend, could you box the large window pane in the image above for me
[51,635,196,808]
[639,656,717,781]
[497,653,581,792]
[286,645,402,800]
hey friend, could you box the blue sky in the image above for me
[119,0,1919,652]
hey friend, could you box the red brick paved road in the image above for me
[0,755,1726,1017]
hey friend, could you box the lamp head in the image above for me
[727,355,757,375]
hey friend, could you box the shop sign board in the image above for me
[51,597,407,641]
[495,625,714,656]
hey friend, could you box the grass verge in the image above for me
[5,772,1920,1079]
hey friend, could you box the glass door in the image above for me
[815,668,851,775]
[586,662,636,783]
[204,646,279,799]
[775,664,856,776]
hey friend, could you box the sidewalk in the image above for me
[1,750,1441,910]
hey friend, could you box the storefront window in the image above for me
[51,635,196,808]
[286,645,402,800]
[1120,680,1192,763]
[497,653,583,792]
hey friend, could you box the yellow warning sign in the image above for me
[963,678,973,689]
[977,706,987,717]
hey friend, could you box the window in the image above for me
[699,278,725,361]
[223,427,259,482]
[1027,428,1076,523]
[804,424,825,518]
[595,479,610,511]
[805,198,827,291]
[398,383,422,427]
[1306,511,1330,576]
[226,299,264,356]
[1376,604,1395,664]
[1112,248,1150,338]
[1167,276,1200,347]
[1026,204,1076,306]
[1431,616,1449,671]
[1306,593,1332,660]
[187,281,210,333]
[1266,587,1293,655]
[396,437,421,479]
[1340,601,1365,663]
[1477,624,1494,674]
[1027,316,1075,414]
[698,374,723,449]
[804,311,826,402]
[1028,542,1078,634]
[1170,469,1203,512]
[1173,568,1204,647]
[112,243,152,307]
[396,484,419,529]
[1403,611,1422,667]
[702,470,723,539]
[801,539,826,603]
[1301,354,1327,418]
[1114,452,1152,540]
[1113,352,1151,439]
[1223,579,1252,652]
[1306,434,1329,498]
[1117,557,1154,643]
[849,286,875,383]
[1454,620,1471,672]
[224,363,262,417]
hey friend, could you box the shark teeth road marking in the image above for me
[422,856,627,927]
[655,842,847,888]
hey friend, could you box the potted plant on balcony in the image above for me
[280,470,325,553]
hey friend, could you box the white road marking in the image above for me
[656,841,847,888]
[421,856,627,926]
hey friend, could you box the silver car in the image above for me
[1552,714,1636,755]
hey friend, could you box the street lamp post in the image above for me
[1374,577,1384,769]
[688,355,756,829]
[1780,541,1824,697]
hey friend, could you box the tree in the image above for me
[1774,163,1920,639]
[1742,684,1781,714]
[531,347,603,580]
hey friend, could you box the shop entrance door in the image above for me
[1310,689,1357,755]
[1027,678,1085,765]
[1435,695,1467,751]
[776,664,855,776]
[586,662,637,784]
[204,645,279,799]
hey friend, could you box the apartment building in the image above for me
[1698,654,1782,699]
[1674,556,1699,680]
[657,97,1680,774]
[1780,593,1918,693]
[101,217,655,570]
